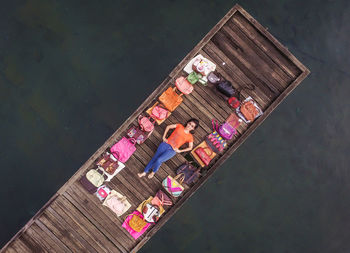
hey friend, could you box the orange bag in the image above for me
[158,87,183,112]
[240,101,259,122]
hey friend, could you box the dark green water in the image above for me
[0,0,349,252]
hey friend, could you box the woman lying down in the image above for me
[138,118,199,179]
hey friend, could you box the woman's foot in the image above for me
[148,172,155,179]
[138,172,146,178]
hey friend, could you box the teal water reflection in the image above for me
[0,0,349,252]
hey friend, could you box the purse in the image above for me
[212,119,236,140]
[79,175,98,194]
[127,125,148,145]
[175,76,194,94]
[186,71,202,84]
[207,71,222,84]
[103,190,131,216]
[86,168,107,187]
[236,97,263,123]
[176,162,201,185]
[155,190,173,206]
[162,175,185,198]
[206,131,227,153]
[129,214,148,232]
[195,147,213,166]
[142,203,160,223]
[138,115,155,132]
[95,185,111,201]
[158,87,183,112]
[110,137,136,163]
[151,104,169,120]
[216,80,236,97]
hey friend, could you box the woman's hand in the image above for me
[163,137,168,143]
[173,148,181,153]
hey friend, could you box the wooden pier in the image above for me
[1,4,309,253]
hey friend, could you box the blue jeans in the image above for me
[144,142,176,173]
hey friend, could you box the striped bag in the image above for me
[162,175,185,198]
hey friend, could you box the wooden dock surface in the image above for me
[1,4,309,253]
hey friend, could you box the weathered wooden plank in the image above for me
[222,23,293,87]
[231,12,301,78]
[53,196,119,253]
[234,5,308,73]
[35,219,73,253]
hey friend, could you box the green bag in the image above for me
[187,71,202,84]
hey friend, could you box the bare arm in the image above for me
[163,124,177,142]
[175,142,194,153]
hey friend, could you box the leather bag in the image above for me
[158,87,183,112]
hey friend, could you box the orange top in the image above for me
[167,124,193,150]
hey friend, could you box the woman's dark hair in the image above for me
[185,118,199,133]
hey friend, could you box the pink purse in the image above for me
[110,137,136,163]
[175,76,193,95]
[138,115,155,132]
[151,105,169,120]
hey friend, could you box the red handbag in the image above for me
[175,77,193,95]
[151,104,169,120]
[195,147,213,166]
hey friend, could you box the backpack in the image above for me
[110,137,136,163]
[142,203,160,223]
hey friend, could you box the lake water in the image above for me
[0,0,349,252]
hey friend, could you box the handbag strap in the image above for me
[211,119,219,131]
[173,174,185,184]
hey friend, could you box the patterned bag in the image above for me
[195,147,213,166]
[127,125,148,144]
[158,87,183,112]
[110,137,136,163]
[162,175,185,198]
[176,162,201,185]
[206,131,227,153]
